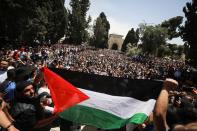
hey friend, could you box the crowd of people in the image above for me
[0,43,197,131]
[0,44,192,80]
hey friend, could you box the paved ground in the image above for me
[50,126,100,131]
[50,124,136,131]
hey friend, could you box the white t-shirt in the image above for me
[0,70,7,83]
[37,87,50,95]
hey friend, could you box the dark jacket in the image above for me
[10,97,44,131]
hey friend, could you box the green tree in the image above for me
[161,16,183,39]
[168,44,178,55]
[0,0,68,45]
[100,12,110,35]
[180,0,197,67]
[68,0,90,45]
[184,42,190,60]
[93,17,106,48]
[23,0,68,44]
[157,45,171,57]
[126,43,142,56]
[177,45,184,56]
[93,12,110,48]
[25,5,48,43]
[165,43,185,58]
[139,23,168,56]
[122,28,139,52]
[0,0,36,42]
[46,0,68,43]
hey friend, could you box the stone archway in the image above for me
[108,34,124,51]
[111,43,118,50]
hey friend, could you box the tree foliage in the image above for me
[92,12,110,48]
[161,16,183,39]
[181,0,197,67]
[0,0,35,41]
[68,0,90,45]
[157,45,171,57]
[139,23,168,56]
[46,0,68,44]
[0,0,68,45]
[126,43,142,56]
[167,44,184,57]
[122,28,139,52]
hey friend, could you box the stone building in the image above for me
[108,34,124,51]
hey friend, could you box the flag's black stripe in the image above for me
[51,68,163,101]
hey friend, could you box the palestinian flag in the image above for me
[43,67,89,113]
[51,68,163,129]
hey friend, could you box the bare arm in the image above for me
[153,78,178,131]
[0,109,12,128]
[0,110,19,131]
[0,97,19,131]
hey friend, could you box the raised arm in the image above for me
[153,78,178,131]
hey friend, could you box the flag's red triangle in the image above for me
[43,67,89,113]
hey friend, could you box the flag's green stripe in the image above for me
[129,113,148,124]
[60,105,148,129]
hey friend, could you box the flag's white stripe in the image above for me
[78,88,155,119]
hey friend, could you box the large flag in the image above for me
[43,67,89,113]
[51,68,163,129]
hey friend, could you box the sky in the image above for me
[65,0,192,45]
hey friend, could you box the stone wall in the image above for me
[108,34,124,51]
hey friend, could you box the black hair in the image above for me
[166,105,179,128]
[7,69,16,80]
[190,67,197,85]
[167,105,197,129]
[15,66,35,82]
[16,81,33,92]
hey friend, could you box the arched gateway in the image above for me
[108,34,124,51]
